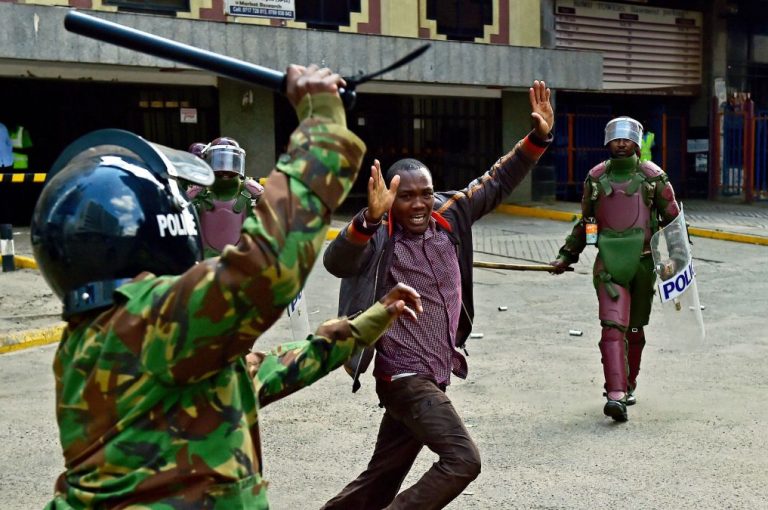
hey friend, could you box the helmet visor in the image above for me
[205,146,246,177]
[604,118,643,148]
[152,143,215,186]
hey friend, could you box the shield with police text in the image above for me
[286,289,311,342]
[650,206,705,343]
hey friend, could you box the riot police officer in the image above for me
[550,116,681,422]
[187,136,264,257]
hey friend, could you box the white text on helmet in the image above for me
[157,209,199,238]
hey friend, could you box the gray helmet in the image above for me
[604,117,643,148]
[204,137,246,177]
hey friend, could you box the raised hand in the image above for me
[285,64,346,108]
[529,80,554,139]
[366,159,400,222]
[379,282,423,321]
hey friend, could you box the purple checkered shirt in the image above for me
[373,220,468,386]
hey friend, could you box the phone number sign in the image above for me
[226,0,295,19]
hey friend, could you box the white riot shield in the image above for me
[650,206,705,343]
[286,289,311,341]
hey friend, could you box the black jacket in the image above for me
[323,131,552,390]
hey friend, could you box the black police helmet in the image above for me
[31,129,214,319]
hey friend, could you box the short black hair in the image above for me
[385,158,430,186]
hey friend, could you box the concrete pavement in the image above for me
[2,210,767,509]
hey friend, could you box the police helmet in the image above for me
[204,137,246,177]
[188,142,207,159]
[31,129,215,319]
[604,116,643,148]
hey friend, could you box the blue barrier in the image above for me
[722,111,745,196]
[755,113,768,200]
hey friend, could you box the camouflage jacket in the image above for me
[46,93,366,509]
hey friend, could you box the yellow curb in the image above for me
[0,324,64,355]
[13,255,38,270]
[496,204,581,223]
[687,227,768,246]
[497,205,768,246]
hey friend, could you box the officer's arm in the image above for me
[554,178,592,265]
[655,174,681,227]
[251,284,420,406]
[655,175,687,266]
[138,69,367,384]
[250,303,389,407]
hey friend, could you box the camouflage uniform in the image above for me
[46,93,365,509]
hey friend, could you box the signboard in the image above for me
[555,0,703,93]
[180,108,198,124]
[225,0,295,19]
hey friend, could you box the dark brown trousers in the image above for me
[321,375,481,510]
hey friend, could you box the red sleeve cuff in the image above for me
[520,133,549,160]
[346,222,373,244]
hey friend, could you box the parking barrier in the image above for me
[0,172,47,183]
[1,224,15,272]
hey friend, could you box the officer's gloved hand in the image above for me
[550,257,571,275]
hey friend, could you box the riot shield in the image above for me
[650,206,705,343]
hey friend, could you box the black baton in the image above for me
[64,10,430,109]
[64,11,287,91]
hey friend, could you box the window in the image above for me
[426,0,493,42]
[103,0,190,15]
[295,0,362,30]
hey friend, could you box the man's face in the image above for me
[608,138,638,158]
[391,168,435,235]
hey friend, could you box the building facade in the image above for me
[0,0,602,223]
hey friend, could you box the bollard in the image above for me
[1,224,15,272]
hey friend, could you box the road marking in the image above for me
[0,324,64,354]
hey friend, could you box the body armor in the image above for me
[191,178,263,254]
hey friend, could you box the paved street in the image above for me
[1,211,767,509]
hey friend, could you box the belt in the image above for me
[377,374,447,392]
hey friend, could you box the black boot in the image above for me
[603,396,628,422]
